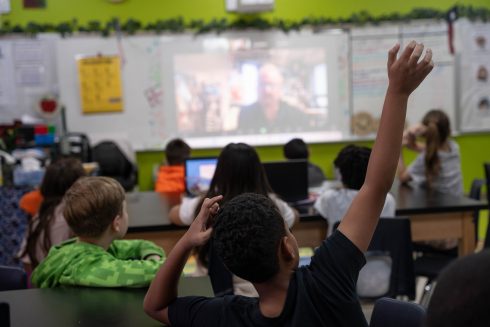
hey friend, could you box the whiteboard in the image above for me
[57,31,351,150]
[351,22,456,135]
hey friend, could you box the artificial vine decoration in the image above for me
[0,5,489,37]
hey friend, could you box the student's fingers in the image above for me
[418,48,433,69]
[197,195,223,222]
[387,43,400,69]
[399,40,417,62]
[408,43,424,66]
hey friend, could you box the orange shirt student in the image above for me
[154,139,190,196]
[19,189,43,216]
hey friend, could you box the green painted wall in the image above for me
[3,0,490,25]
[4,0,490,237]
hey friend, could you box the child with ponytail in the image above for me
[398,109,463,197]
[398,109,462,250]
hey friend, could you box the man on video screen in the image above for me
[238,63,309,133]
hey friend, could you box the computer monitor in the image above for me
[262,159,308,203]
[184,157,218,196]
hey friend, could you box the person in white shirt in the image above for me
[314,145,396,235]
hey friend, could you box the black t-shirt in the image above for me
[168,231,367,327]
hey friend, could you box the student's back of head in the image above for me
[283,138,308,160]
[421,109,451,187]
[23,157,85,267]
[205,142,272,204]
[334,145,371,190]
[213,193,287,282]
[426,250,490,327]
[63,176,125,238]
[165,139,190,166]
[195,143,273,266]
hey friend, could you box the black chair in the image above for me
[414,178,485,284]
[207,240,234,296]
[0,265,27,291]
[370,297,426,327]
[484,163,490,249]
[92,141,138,192]
[59,132,92,162]
[334,217,416,300]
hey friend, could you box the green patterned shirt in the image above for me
[31,238,165,288]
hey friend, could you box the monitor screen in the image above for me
[184,157,218,196]
[263,159,308,203]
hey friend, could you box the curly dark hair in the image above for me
[334,144,371,190]
[213,193,286,283]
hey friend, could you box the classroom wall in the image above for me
[3,1,490,237]
[3,0,490,25]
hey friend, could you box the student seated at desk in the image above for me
[169,143,298,296]
[398,109,462,250]
[283,138,326,187]
[314,145,396,235]
[143,41,434,326]
[18,158,86,269]
[155,138,190,196]
[32,176,165,288]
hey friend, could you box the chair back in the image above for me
[334,218,415,299]
[370,297,426,327]
[63,132,92,162]
[0,265,27,291]
[484,163,490,248]
[92,141,138,191]
[469,178,484,242]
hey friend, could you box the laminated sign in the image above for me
[77,55,123,114]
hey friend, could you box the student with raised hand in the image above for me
[144,41,433,326]
[398,109,463,197]
[169,142,298,296]
[31,176,165,288]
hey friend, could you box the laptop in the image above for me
[184,157,218,196]
[262,159,309,204]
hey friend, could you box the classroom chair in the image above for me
[59,132,92,162]
[92,141,138,191]
[413,178,485,306]
[0,265,27,291]
[369,297,426,327]
[334,217,416,300]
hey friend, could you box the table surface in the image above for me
[0,276,213,327]
[127,186,488,231]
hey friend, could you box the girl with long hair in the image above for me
[398,109,463,196]
[19,158,86,268]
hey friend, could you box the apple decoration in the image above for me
[37,95,61,118]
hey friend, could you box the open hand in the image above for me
[184,195,222,247]
[387,41,434,96]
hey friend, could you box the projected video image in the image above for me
[173,48,328,136]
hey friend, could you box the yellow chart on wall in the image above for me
[77,55,123,114]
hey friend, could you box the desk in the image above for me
[125,189,486,257]
[0,276,213,327]
[125,192,326,254]
[395,185,487,256]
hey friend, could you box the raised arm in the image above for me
[338,41,433,252]
[144,195,222,325]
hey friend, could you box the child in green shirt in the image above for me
[32,176,165,288]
